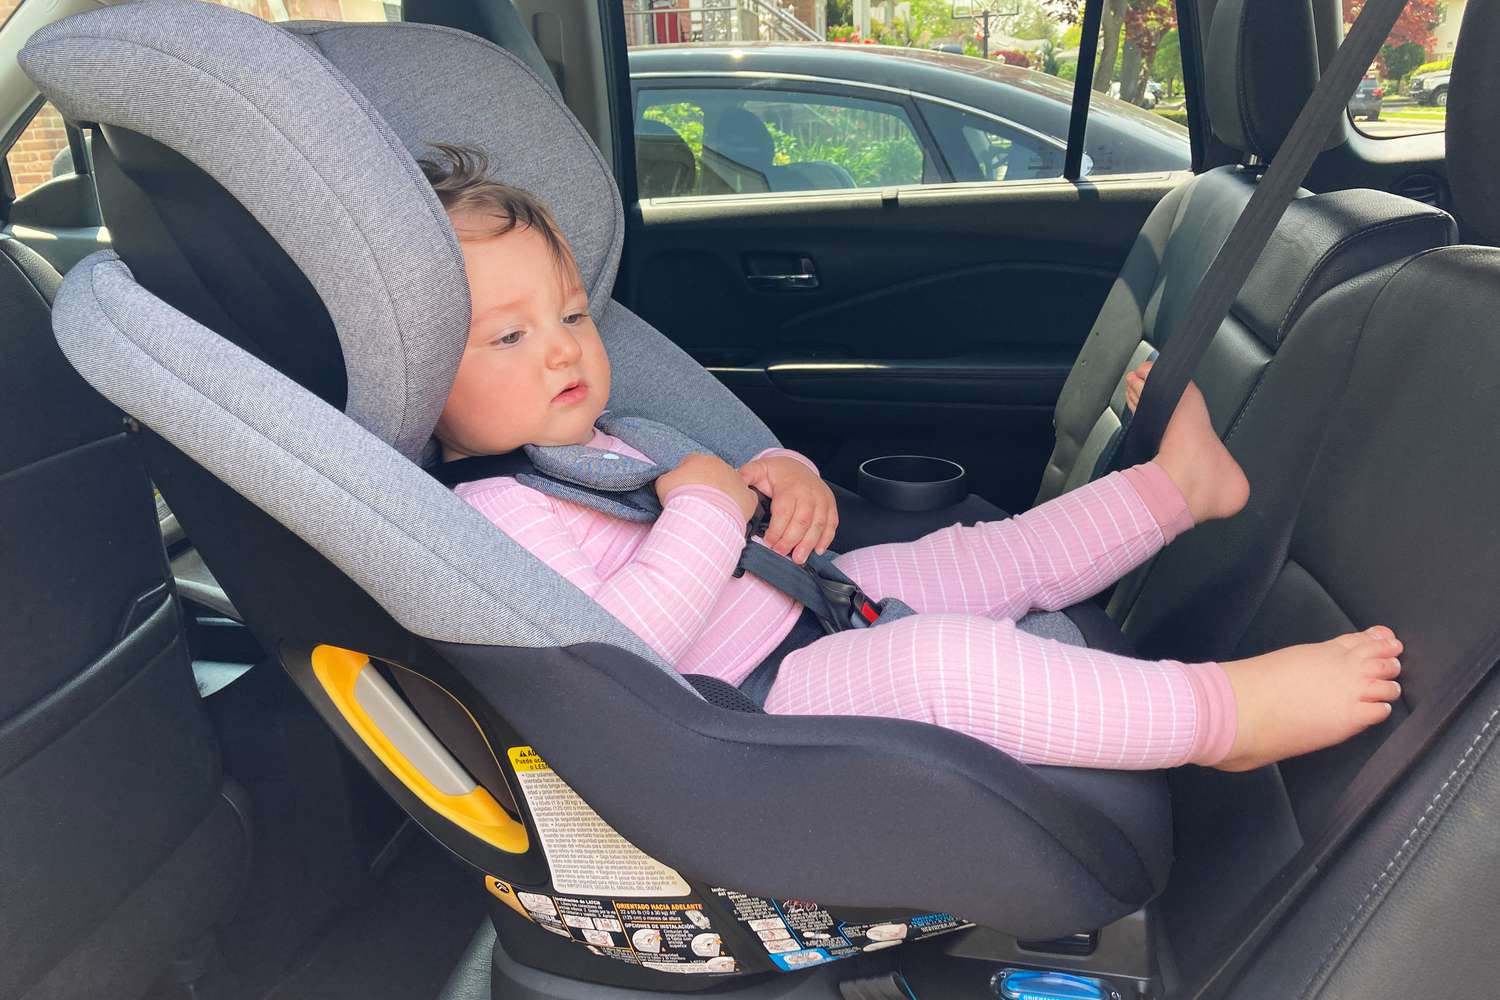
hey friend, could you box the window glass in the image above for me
[6,102,71,200]
[622,0,1191,199]
[919,100,1068,182]
[637,87,926,197]
[1348,0,1458,139]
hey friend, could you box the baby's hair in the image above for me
[418,142,577,277]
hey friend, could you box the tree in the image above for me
[1045,0,1174,99]
[826,0,852,28]
[1379,41,1426,82]
[1342,0,1441,52]
[1152,27,1182,96]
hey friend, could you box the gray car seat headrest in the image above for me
[1204,0,1324,160]
[1448,0,1500,245]
[19,0,622,462]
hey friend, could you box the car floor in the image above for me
[251,830,486,1000]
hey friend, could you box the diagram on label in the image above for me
[507,746,690,898]
[710,888,972,971]
[486,882,739,975]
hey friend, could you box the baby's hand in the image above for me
[1124,360,1153,413]
[655,453,759,525]
[738,456,837,564]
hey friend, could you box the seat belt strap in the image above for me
[1113,0,1413,472]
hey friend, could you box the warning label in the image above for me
[507,746,690,898]
[710,889,971,971]
[502,888,737,974]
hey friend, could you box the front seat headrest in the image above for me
[704,107,775,172]
[1447,0,1500,244]
[1204,0,1323,159]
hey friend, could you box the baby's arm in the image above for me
[464,479,750,665]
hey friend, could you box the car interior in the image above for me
[2,0,1498,999]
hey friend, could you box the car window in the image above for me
[918,100,1070,182]
[636,86,929,197]
[622,0,1190,201]
[1349,0,1462,139]
[5,101,72,200]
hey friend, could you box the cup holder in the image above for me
[857,456,968,512]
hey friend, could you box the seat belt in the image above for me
[1112,0,1414,472]
[428,452,910,635]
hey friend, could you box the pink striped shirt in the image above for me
[455,432,804,682]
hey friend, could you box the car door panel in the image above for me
[622,174,1184,512]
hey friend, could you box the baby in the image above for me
[424,145,1402,772]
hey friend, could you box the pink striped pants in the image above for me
[762,465,1236,769]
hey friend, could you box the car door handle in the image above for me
[746,271,820,291]
[744,253,819,291]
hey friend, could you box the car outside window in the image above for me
[1349,0,1464,139]
[623,1,1191,201]
[637,86,928,197]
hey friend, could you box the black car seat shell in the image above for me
[20,5,1175,990]
[0,234,250,999]
[1036,0,1455,512]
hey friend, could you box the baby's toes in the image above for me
[1353,700,1395,727]
[1367,656,1402,679]
[1363,678,1402,703]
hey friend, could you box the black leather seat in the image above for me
[1037,0,1455,529]
[0,237,250,999]
[1115,4,1500,991]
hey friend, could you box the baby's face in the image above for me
[436,216,609,459]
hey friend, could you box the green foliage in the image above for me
[1152,28,1181,95]
[1380,41,1426,82]
[825,0,852,28]
[1153,107,1189,125]
[645,100,923,189]
[1057,60,1077,82]
[762,110,924,186]
[1412,55,1453,76]
[643,103,703,159]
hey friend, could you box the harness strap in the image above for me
[427,448,909,635]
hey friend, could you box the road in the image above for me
[1355,116,1446,138]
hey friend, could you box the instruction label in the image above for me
[508,746,690,897]
[710,888,972,971]
[504,888,738,974]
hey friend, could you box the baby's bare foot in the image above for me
[1127,361,1249,524]
[1216,627,1404,772]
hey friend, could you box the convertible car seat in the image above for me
[0,234,250,997]
[21,2,1172,993]
[1036,0,1454,521]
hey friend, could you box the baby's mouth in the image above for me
[552,380,588,404]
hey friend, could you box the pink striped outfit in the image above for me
[456,431,1237,770]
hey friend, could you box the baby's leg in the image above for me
[834,377,1248,618]
[763,615,1403,771]
[834,466,1189,620]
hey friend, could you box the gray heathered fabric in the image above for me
[284,20,623,320]
[19,0,469,462]
[53,252,685,689]
[1016,611,1086,646]
[600,302,780,464]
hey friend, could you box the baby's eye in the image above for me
[562,311,588,327]
[494,330,524,347]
